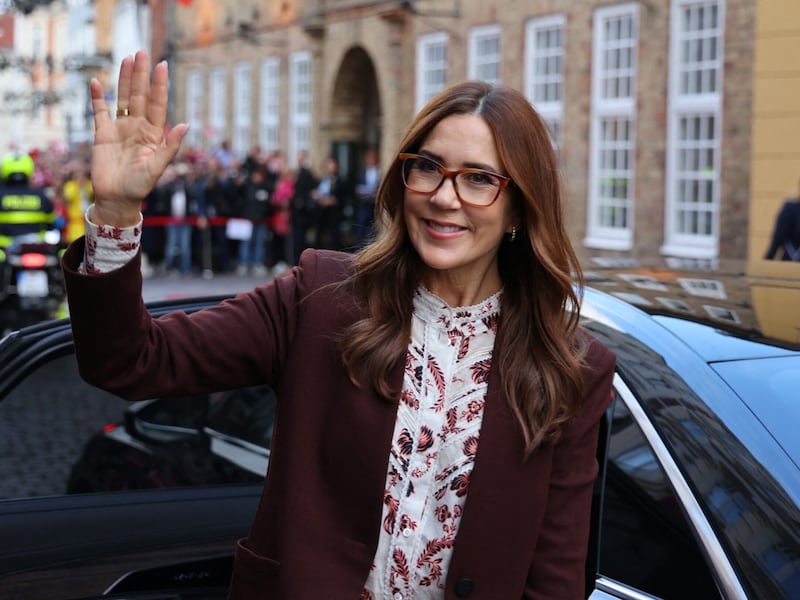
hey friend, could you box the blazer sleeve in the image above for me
[61,240,342,400]
[524,337,616,600]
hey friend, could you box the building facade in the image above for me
[747,0,800,343]
[0,1,70,152]
[168,0,755,267]
[0,0,118,153]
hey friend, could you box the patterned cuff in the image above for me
[80,206,143,274]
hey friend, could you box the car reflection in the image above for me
[67,385,276,493]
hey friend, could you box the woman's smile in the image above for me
[423,218,468,237]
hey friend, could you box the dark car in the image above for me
[1,280,799,599]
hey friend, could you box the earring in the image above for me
[510,226,517,242]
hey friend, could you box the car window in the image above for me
[0,354,128,500]
[597,394,722,599]
[0,352,274,500]
[207,385,276,448]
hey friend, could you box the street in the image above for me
[142,269,277,303]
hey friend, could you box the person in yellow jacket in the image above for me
[0,153,57,252]
[61,165,94,243]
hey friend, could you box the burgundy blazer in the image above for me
[62,242,615,600]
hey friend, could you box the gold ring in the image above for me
[116,107,130,117]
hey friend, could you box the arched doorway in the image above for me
[327,46,381,248]
[328,46,381,187]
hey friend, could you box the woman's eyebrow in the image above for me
[417,149,502,174]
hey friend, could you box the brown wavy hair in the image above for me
[339,81,587,458]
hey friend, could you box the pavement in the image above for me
[142,269,281,303]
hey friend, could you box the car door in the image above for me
[0,302,265,600]
[586,376,742,600]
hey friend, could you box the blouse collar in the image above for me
[413,286,502,335]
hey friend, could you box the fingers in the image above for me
[89,78,111,129]
[128,49,151,118]
[151,123,189,182]
[145,60,170,131]
[115,54,134,116]
[164,123,189,151]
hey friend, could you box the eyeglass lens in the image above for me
[403,156,503,206]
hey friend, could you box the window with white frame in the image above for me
[524,15,566,148]
[468,25,501,85]
[259,57,280,153]
[416,32,449,111]
[233,62,252,156]
[289,52,312,164]
[185,69,204,149]
[585,3,639,251]
[208,67,227,149]
[662,0,725,258]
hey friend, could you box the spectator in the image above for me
[267,165,293,274]
[237,164,273,277]
[141,168,171,277]
[289,149,318,265]
[313,156,346,250]
[211,140,237,171]
[202,156,236,273]
[354,147,380,247]
[162,162,203,275]
[61,164,94,243]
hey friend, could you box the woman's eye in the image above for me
[417,159,439,173]
[465,172,496,186]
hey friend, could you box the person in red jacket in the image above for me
[62,50,615,600]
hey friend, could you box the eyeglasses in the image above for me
[399,153,512,207]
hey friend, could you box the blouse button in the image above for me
[393,593,403,600]
[402,527,412,538]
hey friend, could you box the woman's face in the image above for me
[403,113,516,300]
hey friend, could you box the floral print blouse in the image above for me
[362,287,501,600]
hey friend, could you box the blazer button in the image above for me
[454,578,475,597]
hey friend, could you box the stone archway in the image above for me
[328,46,381,184]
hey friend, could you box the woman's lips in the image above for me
[424,219,466,236]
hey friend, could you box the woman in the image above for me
[62,51,615,599]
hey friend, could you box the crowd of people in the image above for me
[134,144,382,278]
[21,140,380,278]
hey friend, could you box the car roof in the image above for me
[581,285,800,502]
[582,286,800,363]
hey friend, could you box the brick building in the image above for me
[167,0,755,267]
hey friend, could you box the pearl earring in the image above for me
[510,226,517,242]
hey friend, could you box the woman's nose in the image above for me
[429,175,461,208]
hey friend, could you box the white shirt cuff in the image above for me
[80,206,143,274]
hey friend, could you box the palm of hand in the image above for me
[88,51,186,222]
[92,115,166,206]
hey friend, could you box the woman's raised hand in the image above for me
[88,49,187,227]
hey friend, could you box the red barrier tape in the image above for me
[141,216,270,226]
